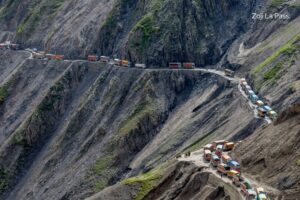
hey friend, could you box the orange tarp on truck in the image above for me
[51,55,64,60]
[223,142,235,151]
[182,63,195,69]
[121,60,129,67]
[221,154,232,164]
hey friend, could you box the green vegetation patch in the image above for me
[118,102,156,136]
[296,158,300,166]
[88,155,117,192]
[122,168,162,200]
[131,14,160,50]
[0,167,10,192]
[148,0,165,13]
[270,0,286,7]
[251,33,300,74]
[263,59,284,80]
[133,14,156,38]
[0,82,11,104]
[91,156,114,174]
[16,0,65,36]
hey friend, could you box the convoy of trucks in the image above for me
[169,62,196,69]
[32,51,64,61]
[204,140,269,200]
[240,78,277,120]
[1,40,278,123]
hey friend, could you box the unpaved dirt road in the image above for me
[178,149,246,200]
[178,148,281,200]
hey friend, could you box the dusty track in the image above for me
[178,149,246,200]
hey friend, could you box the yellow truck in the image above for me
[223,142,235,151]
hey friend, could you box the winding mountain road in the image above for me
[18,49,273,124]
[178,149,246,200]
[178,148,281,200]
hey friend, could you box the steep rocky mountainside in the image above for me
[87,161,242,200]
[0,0,300,200]
[0,50,254,200]
[1,0,258,66]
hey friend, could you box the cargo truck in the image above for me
[100,56,110,63]
[228,160,241,172]
[217,163,230,175]
[121,60,130,67]
[203,150,212,161]
[182,63,195,69]
[169,62,182,69]
[113,59,122,65]
[135,63,146,69]
[224,69,235,77]
[210,154,220,167]
[51,55,64,61]
[223,142,235,151]
[221,154,232,164]
[88,55,98,62]
[212,140,228,150]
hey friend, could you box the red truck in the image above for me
[88,55,98,62]
[51,55,64,61]
[182,63,195,69]
[169,62,182,69]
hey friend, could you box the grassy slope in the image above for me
[122,166,163,200]
[251,33,300,90]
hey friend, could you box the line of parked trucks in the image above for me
[0,41,239,75]
[203,140,268,200]
[240,78,277,120]
[87,55,148,68]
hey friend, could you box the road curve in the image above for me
[178,149,246,200]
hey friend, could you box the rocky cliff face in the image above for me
[0,0,257,66]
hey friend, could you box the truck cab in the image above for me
[258,107,267,118]
[223,142,234,151]
[210,154,220,167]
[169,62,182,69]
[228,160,241,172]
[224,69,235,77]
[182,63,195,69]
[256,187,267,200]
[232,173,244,187]
[217,163,230,175]
[203,150,212,161]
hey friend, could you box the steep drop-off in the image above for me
[0,52,254,200]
